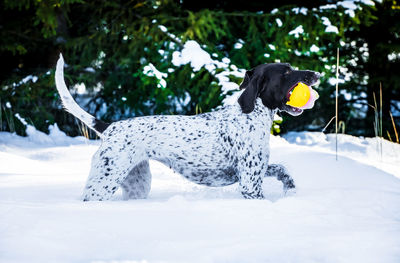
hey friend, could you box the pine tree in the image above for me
[1,0,398,138]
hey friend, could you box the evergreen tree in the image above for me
[1,0,398,139]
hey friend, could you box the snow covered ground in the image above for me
[1,126,400,263]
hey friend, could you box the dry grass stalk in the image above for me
[196,104,202,115]
[387,130,393,142]
[389,111,399,143]
[372,91,381,159]
[3,105,15,133]
[0,100,2,132]
[322,116,336,132]
[335,48,339,161]
[80,121,90,140]
[338,120,346,134]
[380,83,383,140]
[75,118,90,140]
[379,84,383,160]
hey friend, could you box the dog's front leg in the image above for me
[238,154,268,199]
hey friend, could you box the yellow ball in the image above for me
[286,82,310,108]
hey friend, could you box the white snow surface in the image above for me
[1,127,400,263]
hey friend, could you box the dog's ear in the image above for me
[239,69,254,90]
[238,69,263,113]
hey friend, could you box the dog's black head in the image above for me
[238,63,320,116]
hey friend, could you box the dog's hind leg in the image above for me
[120,160,152,199]
[265,164,295,192]
[82,144,146,201]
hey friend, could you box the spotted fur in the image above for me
[55,54,320,201]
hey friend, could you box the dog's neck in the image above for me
[250,98,276,122]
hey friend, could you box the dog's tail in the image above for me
[55,54,110,137]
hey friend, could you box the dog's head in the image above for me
[238,63,320,116]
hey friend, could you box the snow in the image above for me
[171,40,245,106]
[268,44,276,51]
[172,40,226,72]
[310,44,320,52]
[275,18,283,27]
[270,8,279,14]
[338,1,358,17]
[321,17,339,34]
[234,42,243,49]
[20,75,38,84]
[143,63,168,88]
[73,83,87,95]
[320,1,376,18]
[288,25,304,38]
[388,52,400,62]
[1,126,400,262]
[158,25,168,32]
[292,7,308,15]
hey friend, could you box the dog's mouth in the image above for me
[282,77,320,116]
[285,106,304,116]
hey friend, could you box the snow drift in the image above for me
[0,127,400,263]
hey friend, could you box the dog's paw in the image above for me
[283,177,295,190]
[283,187,296,197]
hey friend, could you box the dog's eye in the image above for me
[284,69,291,75]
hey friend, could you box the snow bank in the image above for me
[0,123,92,149]
[283,131,400,176]
[1,127,399,262]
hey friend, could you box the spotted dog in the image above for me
[55,55,320,201]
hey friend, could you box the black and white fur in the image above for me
[55,55,320,201]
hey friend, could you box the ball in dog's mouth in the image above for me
[282,78,320,116]
[286,82,319,108]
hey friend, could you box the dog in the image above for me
[55,55,320,200]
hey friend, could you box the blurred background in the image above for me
[1,0,399,140]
